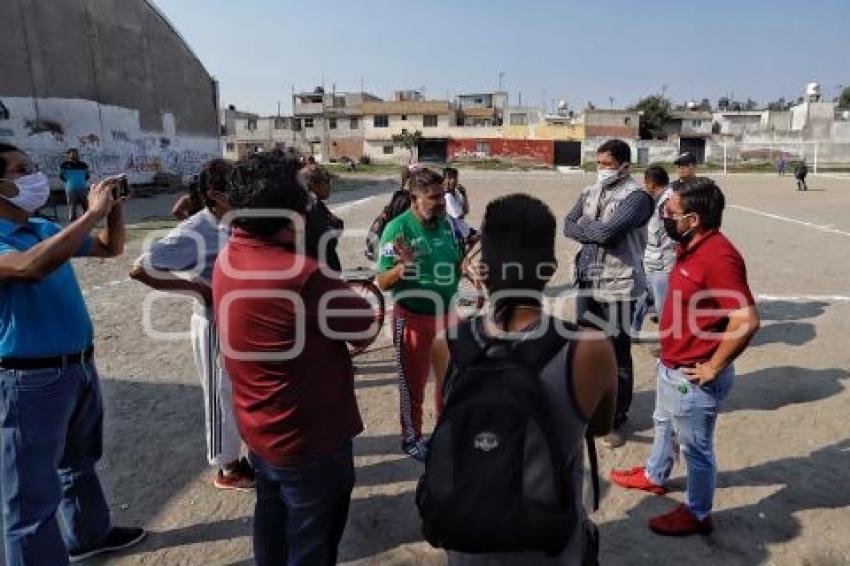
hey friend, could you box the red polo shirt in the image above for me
[213,229,374,466]
[660,230,755,368]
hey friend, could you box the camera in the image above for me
[111,176,130,199]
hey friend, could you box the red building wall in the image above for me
[448,138,555,165]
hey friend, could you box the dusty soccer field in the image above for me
[7,170,848,565]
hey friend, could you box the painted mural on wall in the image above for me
[0,97,220,185]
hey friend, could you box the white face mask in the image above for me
[1,172,51,213]
[597,168,621,187]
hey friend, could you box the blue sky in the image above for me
[154,0,849,115]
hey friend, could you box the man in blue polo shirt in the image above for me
[0,143,145,565]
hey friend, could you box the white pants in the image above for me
[190,312,242,467]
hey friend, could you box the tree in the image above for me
[391,130,422,162]
[838,86,850,109]
[630,95,672,140]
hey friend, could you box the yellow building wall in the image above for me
[501,124,585,140]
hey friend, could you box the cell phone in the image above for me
[111,176,130,199]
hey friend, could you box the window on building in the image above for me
[226,143,235,151]
[424,114,438,127]
[292,119,302,131]
[246,119,257,131]
[476,141,490,155]
[305,118,314,128]
[383,145,394,155]
[401,128,408,135]
[475,97,484,104]
[329,118,337,129]
[624,117,632,126]
[350,117,359,129]
[510,113,528,126]
[401,114,408,121]
[692,120,703,127]
[274,118,287,129]
[374,115,389,128]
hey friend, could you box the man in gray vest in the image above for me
[564,139,653,448]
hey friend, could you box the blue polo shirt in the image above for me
[0,218,94,358]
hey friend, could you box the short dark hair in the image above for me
[197,158,232,209]
[644,165,669,187]
[675,177,725,230]
[0,143,23,178]
[596,139,631,165]
[481,194,556,316]
[227,154,307,237]
[408,168,444,194]
[442,167,458,180]
[298,165,332,189]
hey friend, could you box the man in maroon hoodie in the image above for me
[213,154,376,565]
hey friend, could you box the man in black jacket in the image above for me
[794,160,809,191]
[302,166,344,271]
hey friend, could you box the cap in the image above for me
[674,152,697,166]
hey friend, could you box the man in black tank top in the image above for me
[431,194,618,564]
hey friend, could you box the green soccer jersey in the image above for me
[377,210,461,315]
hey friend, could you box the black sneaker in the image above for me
[69,527,147,563]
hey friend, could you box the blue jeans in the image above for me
[645,363,734,520]
[0,361,111,565]
[632,271,669,332]
[249,442,355,566]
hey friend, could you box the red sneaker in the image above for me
[649,504,713,536]
[609,466,667,495]
[214,458,256,491]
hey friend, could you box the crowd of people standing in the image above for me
[0,139,760,565]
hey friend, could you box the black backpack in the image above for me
[364,189,411,260]
[416,317,599,555]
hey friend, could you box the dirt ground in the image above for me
[5,170,849,565]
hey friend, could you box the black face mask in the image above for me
[663,217,693,244]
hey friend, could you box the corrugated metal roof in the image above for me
[671,110,714,120]
[461,107,495,118]
[361,101,452,115]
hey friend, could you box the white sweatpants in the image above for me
[190,312,242,467]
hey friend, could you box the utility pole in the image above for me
[498,72,505,91]
[609,96,615,109]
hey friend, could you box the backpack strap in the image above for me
[586,431,600,511]
[444,318,490,400]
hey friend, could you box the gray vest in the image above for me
[578,175,647,300]
[643,186,676,273]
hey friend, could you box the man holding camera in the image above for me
[0,143,145,564]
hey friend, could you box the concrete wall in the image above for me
[364,114,453,141]
[0,0,220,184]
[635,140,680,164]
[803,102,838,140]
[364,140,413,164]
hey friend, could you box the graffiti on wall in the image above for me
[24,119,65,141]
[4,97,220,184]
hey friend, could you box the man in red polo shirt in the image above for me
[610,178,760,536]
[212,154,376,565]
